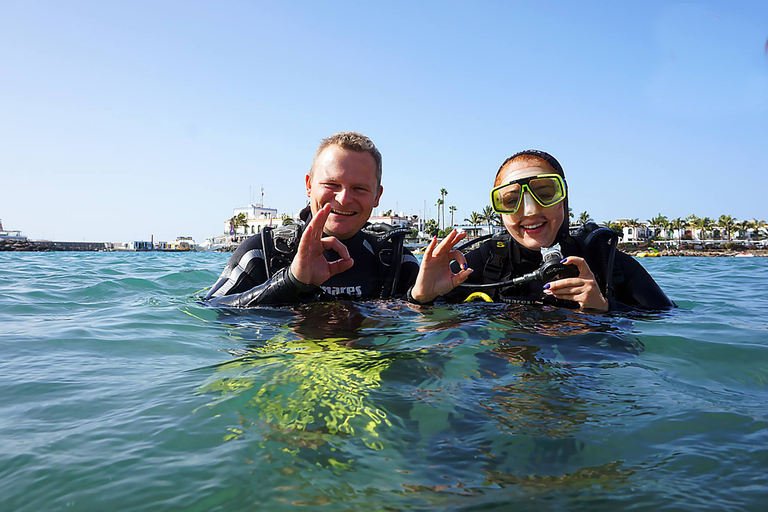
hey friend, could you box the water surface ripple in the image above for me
[1,253,767,510]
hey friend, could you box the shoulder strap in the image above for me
[572,222,619,300]
[360,223,410,299]
[483,234,512,284]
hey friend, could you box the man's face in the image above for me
[497,160,565,250]
[306,144,383,240]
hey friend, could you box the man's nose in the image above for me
[335,187,350,204]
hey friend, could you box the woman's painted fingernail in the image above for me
[560,258,567,263]
[543,283,550,290]
[462,263,467,270]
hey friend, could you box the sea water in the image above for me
[1,252,767,511]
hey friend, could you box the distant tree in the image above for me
[695,216,713,240]
[647,214,668,238]
[425,219,440,237]
[737,219,754,239]
[718,214,736,242]
[603,220,623,235]
[568,207,574,219]
[440,188,448,230]
[578,211,591,225]
[754,218,768,239]
[482,205,499,234]
[231,212,248,233]
[435,198,444,231]
[465,212,482,229]
[449,205,457,228]
[382,209,393,216]
[671,217,686,248]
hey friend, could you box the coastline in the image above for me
[2,237,766,257]
[623,248,768,257]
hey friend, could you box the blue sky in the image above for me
[2,1,767,242]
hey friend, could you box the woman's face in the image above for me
[497,160,565,250]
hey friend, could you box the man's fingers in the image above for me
[307,204,331,241]
[328,257,354,276]
[296,224,315,253]
[320,236,351,260]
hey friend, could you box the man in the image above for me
[206,132,419,307]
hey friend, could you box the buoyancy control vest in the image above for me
[468,222,620,305]
[261,220,412,300]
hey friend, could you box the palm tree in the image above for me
[449,205,457,228]
[439,188,448,231]
[737,219,754,240]
[671,217,686,248]
[685,214,699,240]
[754,218,768,239]
[482,205,499,235]
[568,207,574,220]
[647,214,668,238]
[231,212,248,234]
[718,215,736,242]
[436,198,444,231]
[425,219,439,237]
[465,212,482,229]
[695,217,713,241]
[603,220,623,235]
[578,211,591,226]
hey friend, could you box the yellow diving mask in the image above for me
[490,174,566,214]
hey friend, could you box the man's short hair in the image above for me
[311,132,383,186]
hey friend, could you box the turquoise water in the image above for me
[1,252,767,511]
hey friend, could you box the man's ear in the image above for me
[373,185,383,207]
[305,173,312,196]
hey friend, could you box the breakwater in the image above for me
[0,239,108,252]
[624,248,768,257]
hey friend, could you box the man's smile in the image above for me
[330,208,356,216]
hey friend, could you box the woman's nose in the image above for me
[521,191,539,215]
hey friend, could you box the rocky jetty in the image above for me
[0,239,108,251]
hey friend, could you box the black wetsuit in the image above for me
[205,212,419,307]
[445,230,674,311]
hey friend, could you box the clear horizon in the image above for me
[2,1,767,243]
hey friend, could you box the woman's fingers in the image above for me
[450,249,468,271]
[453,266,473,286]
[562,256,594,279]
[423,236,438,260]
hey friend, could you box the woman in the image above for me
[408,150,673,311]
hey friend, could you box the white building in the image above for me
[614,219,652,243]
[452,224,505,238]
[225,203,281,239]
[369,214,415,229]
